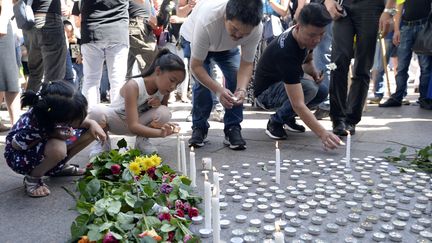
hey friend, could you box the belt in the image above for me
[402,18,428,27]
[130,16,146,21]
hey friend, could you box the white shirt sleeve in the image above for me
[0,0,14,34]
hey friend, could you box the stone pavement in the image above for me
[0,94,431,243]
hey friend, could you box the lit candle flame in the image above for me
[276,141,279,149]
[191,146,194,152]
[275,220,281,232]
[204,173,208,181]
[347,130,351,136]
[213,166,217,172]
[212,187,218,196]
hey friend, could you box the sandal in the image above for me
[23,175,50,198]
[52,164,85,177]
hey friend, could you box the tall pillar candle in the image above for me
[190,147,196,187]
[346,131,351,168]
[212,188,220,243]
[204,173,212,229]
[213,167,220,197]
[276,141,281,185]
[180,136,187,175]
[274,220,285,243]
[177,134,181,172]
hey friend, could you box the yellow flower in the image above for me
[149,154,162,167]
[129,161,141,175]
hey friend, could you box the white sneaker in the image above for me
[89,136,112,159]
[135,136,158,154]
[211,103,225,123]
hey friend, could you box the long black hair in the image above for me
[21,81,88,131]
[130,48,185,79]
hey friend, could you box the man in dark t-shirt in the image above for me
[254,3,341,150]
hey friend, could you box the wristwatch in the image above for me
[383,8,397,16]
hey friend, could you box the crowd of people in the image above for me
[0,0,431,197]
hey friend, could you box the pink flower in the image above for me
[188,207,199,218]
[146,167,156,179]
[175,209,185,217]
[86,163,93,169]
[102,232,119,243]
[158,212,171,221]
[110,164,121,175]
[183,234,193,242]
[183,202,191,212]
[168,231,175,241]
[175,200,184,210]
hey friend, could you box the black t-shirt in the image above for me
[80,0,129,45]
[129,0,151,19]
[254,29,308,97]
[402,0,431,21]
[32,0,61,14]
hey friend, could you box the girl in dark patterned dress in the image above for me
[4,81,106,197]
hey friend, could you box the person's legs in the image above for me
[25,28,44,92]
[417,55,432,101]
[4,92,20,125]
[81,43,105,107]
[105,43,129,104]
[127,19,157,76]
[346,1,382,126]
[64,49,75,84]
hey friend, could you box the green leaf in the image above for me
[117,138,128,148]
[117,212,135,230]
[400,146,407,154]
[76,200,94,215]
[179,188,189,199]
[94,198,111,216]
[145,216,161,228]
[142,199,156,212]
[86,178,101,196]
[139,237,158,243]
[110,231,123,240]
[124,192,138,208]
[107,200,122,216]
[160,223,176,232]
[98,222,113,232]
[70,214,90,241]
[383,148,393,153]
[88,228,103,241]
[122,169,133,181]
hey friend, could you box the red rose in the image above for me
[102,232,118,243]
[158,212,171,221]
[110,164,121,175]
[188,207,199,218]
[175,200,184,210]
[168,231,175,241]
[86,163,93,169]
[175,209,185,217]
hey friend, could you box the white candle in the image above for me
[189,147,196,187]
[211,188,220,243]
[177,134,181,172]
[213,167,220,197]
[204,173,212,229]
[180,136,187,175]
[346,131,351,168]
[274,220,285,243]
[275,141,281,185]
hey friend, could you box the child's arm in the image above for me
[80,118,107,142]
[123,81,176,138]
[12,131,43,150]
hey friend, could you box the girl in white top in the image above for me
[89,49,186,155]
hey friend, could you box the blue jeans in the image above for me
[72,62,84,91]
[257,78,327,124]
[372,38,397,98]
[391,23,432,102]
[191,48,241,130]
[65,50,74,84]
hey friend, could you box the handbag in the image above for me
[262,15,284,40]
[13,0,35,30]
[412,14,432,56]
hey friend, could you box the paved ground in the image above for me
[0,89,431,242]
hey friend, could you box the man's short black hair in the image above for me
[298,3,332,28]
[226,0,263,26]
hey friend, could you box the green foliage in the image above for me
[69,142,202,242]
[383,143,432,173]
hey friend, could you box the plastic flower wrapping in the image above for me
[68,139,202,243]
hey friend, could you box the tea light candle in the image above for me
[263,192,273,199]
[264,213,276,222]
[226,188,236,196]
[257,197,268,204]
[242,172,251,178]
[263,224,276,235]
[298,211,309,219]
[256,187,265,195]
[230,237,243,243]
[243,235,257,243]
[380,224,394,233]
[396,211,410,221]
[335,217,348,226]
[352,227,365,238]
[245,198,256,205]
[249,218,262,228]
[235,215,247,223]
[366,215,379,224]
[311,216,323,225]
[360,221,373,231]
[372,232,386,241]
[419,231,432,240]
[246,227,260,236]
[316,209,328,217]
[284,227,297,237]
[410,209,422,218]
[308,226,321,236]
[275,194,286,202]
[410,224,425,234]
[270,202,281,209]
[199,228,212,238]
[232,229,245,237]
[252,178,262,184]
[388,231,403,242]
[241,163,250,169]
[285,199,296,208]
[220,202,228,210]
[221,164,230,170]
[417,218,431,227]
[180,138,187,175]
[257,204,269,212]
[289,218,301,227]
[299,234,313,242]
[232,195,242,202]
[326,223,339,233]
[220,219,230,229]
[242,203,253,211]
[379,212,392,222]
[192,215,203,225]
[272,209,283,217]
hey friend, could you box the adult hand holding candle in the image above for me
[276,141,281,185]
[274,220,285,243]
[190,147,196,187]
[204,173,212,229]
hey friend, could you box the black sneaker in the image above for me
[188,128,208,148]
[223,125,246,150]
[265,119,287,140]
[313,107,330,120]
[285,117,305,133]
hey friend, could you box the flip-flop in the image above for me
[51,164,85,177]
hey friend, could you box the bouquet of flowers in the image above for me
[69,139,202,243]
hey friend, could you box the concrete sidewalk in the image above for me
[0,97,431,242]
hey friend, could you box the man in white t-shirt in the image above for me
[180,0,263,150]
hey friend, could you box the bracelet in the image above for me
[235,88,247,94]
[383,8,397,16]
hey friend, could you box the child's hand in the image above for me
[89,121,107,143]
[159,123,179,137]
[148,97,161,108]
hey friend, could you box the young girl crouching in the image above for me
[88,49,185,156]
[4,81,106,197]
